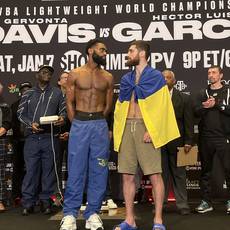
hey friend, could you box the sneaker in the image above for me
[108,209,118,216]
[80,202,88,211]
[226,200,230,214]
[22,206,34,216]
[107,199,118,209]
[85,213,103,230]
[195,200,213,213]
[60,215,77,230]
[80,204,86,211]
[100,201,109,211]
[40,201,52,215]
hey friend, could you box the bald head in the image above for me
[162,70,176,90]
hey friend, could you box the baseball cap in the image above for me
[37,65,54,74]
[19,82,32,91]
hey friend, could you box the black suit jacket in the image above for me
[166,89,194,153]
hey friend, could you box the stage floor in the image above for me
[1,202,230,230]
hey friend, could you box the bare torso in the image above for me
[127,71,142,118]
[66,64,113,121]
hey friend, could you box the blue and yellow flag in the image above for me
[114,65,180,152]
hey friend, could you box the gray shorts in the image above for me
[118,119,162,175]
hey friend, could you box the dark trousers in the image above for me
[57,139,68,191]
[104,173,112,201]
[12,140,25,199]
[0,156,6,202]
[161,145,189,210]
[0,137,8,202]
[199,137,230,202]
[22,134,59,208]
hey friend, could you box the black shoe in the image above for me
[43,207,51,215]
[40,202,52,215]
[22,207,34,216]
[180,208,191,215]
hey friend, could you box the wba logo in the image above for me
[175,81,187,91]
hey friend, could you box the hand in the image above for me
[0,127,7,137]
[59,132,69,141]
[32,122,43,133]
[143,132,152,143]
[202,96,215,108]
[184,144,192,153]
[54,116,65,126]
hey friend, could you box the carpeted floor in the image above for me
[1,202,230,230]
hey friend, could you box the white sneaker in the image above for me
[80,202,88,211]
[195,200,213,213]
[85,213,104,230]
[107,199,118,209]
[227,200,230,214]
[60,215,77,230]
[80,205,86,211]
[100,201,109,211]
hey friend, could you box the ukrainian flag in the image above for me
[114,66,180,152]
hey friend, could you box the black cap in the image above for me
[19,82,32,91]
[37,65,54,74]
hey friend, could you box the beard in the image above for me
[92,52,106,66]
[209,78,220,85]
[126,56,140,67]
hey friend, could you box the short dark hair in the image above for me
[208,65,223,74]
[129,40,150,59]
[58,70,69,81]
[85,39,105,55]
[19,82,32,91]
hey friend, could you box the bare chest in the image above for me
[76,74,108,91]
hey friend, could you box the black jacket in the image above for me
[0,96,11,136]
[194,84,230,139]
[166,89,194,151]
[11,98,27,140]
[17,84,66,136]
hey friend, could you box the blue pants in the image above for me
[63,119,110,219]
[22,134,59,208]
